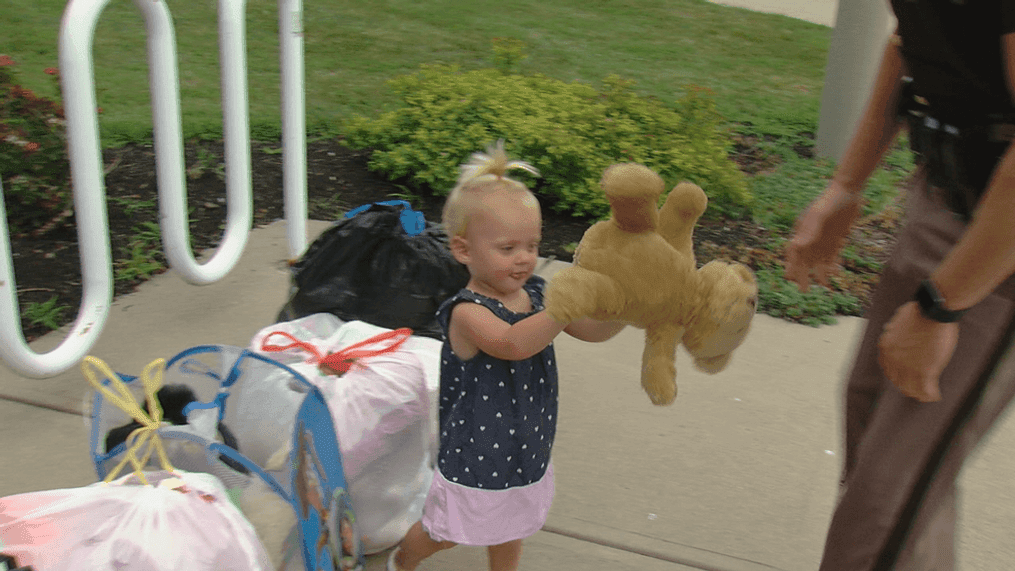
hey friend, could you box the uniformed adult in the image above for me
[785,1,1015,569]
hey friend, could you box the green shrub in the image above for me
[490,37,529,74]
[24,295,68,331]
[0,54,71,235]
[343,64,751,219]
[750,138,913,232]
[755,268,861,327]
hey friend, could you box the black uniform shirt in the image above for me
[891,0,1015,123]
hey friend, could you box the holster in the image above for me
[897,77,1012,219]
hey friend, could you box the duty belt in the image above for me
[905,107,1015,143]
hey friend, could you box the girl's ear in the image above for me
[450,235,470,265]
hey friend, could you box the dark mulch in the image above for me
[10,137,901,341]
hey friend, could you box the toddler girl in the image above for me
[388,142,625,571]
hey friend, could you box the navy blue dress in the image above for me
[434,276,558,490]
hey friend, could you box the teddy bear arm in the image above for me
[640,324,683,406]
[545,266,627,324]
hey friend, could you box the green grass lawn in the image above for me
[4,0,831,143]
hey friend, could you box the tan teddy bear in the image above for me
[545,163,758,405]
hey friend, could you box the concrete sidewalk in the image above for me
[707,0,837,27]
[4,219,1015,570]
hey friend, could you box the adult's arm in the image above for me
[878,34,1015,402]
[784,36,907,291]
[929,35,1015,310]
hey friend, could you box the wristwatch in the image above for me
[914,279,966,323]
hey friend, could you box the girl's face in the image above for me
[453,191,541,300]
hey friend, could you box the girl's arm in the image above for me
[564,317,627,342]
[449,303,566,361]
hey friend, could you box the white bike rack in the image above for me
[0,0,310,378]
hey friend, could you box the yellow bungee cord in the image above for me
[81,356,176,485]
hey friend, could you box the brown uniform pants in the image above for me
[818,169,1015,571]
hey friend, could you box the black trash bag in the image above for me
[277,200,470,339]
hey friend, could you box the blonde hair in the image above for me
[441,140,540,239]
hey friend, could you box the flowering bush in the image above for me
[0,54,72,235]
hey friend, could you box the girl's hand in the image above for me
[877,301,959,402]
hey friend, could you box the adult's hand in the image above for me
[877,301,959,402]
[784,183,864,292]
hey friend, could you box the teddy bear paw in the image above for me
[641,378,677,406]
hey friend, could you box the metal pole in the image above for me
[279,0,308,259]
[134,0,252,284]
[0,0,309,377]
[0,0,115,378]
[814,0,895,161]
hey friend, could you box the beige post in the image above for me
[815,0,896,161]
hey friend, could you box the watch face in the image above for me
[916,280,939,309]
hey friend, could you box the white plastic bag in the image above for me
[251,315,442,553]
[0,470,271,571]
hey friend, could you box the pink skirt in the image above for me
[421,463,554,546]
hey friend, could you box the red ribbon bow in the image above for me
[261,327,413,376]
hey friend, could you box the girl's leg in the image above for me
[393,521,456,571]
[487,539,523,571]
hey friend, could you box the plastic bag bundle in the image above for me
[1,358,274,570]
[0,470,272,571]
[89,346,305,493]
[252,315,442,553]
[87,352,367,570]
[277,200,469,339]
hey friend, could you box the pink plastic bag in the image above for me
[0,470,271,570]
